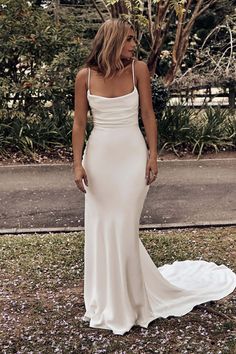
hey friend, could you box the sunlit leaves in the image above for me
[170,0,187,17]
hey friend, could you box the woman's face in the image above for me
[120,27,137,60]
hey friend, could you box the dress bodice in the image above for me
[87,60,139,129]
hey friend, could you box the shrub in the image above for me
[191,107,236,157]
[0,0,88,155]
[157,103,195,155]
[138,74,169,141]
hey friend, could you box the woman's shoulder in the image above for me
[134,60,150,79]
[134,59,149,71]
[75,66,89,82]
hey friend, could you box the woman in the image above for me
[72,18,236,335]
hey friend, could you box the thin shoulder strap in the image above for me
[132,59,135,88]
[87,67,91,92]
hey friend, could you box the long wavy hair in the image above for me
[84,18,135,78]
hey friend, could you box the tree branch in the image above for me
[147,0,154,44]
[197,0,218,18]
[91,0,106,21]
[92,0,105,22]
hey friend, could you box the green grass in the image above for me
[0,227,235,353]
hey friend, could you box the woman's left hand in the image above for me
[145,157,158,185]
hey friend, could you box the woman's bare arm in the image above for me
[72,68,89,167]
[72,68,89,193]
[136,61,158,159]
[136,60,158,184]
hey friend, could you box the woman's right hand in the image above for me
[74,165,88,193]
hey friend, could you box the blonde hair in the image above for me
[85,18,135,78]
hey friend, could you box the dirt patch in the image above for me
[0,147,235,166]
[0,228,235,353]
[159,150,236,161]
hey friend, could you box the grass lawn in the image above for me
[0,227,235,354]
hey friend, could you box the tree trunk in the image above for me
[99,0,219,86]
[228,83,236,109]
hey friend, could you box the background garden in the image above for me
[0,0,235,163]
[1,2,236,353]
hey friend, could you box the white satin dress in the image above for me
[81,60,236,335]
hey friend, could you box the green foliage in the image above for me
[192,107,236,158]
[138,74,169,137]
[159,105,236,158]
[151,74,170,117]
[0,0,88,155]
[0,0,235,159]
[158,104,195,155]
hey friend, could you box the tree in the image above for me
[171,9,236,94]
[0,0,88,153]
[102,0,230,86]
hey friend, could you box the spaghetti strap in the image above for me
[87,67,91,92]
[132,60,135,88]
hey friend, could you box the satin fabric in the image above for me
[81,60,236,335]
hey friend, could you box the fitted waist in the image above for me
[93,120,139,130]
[87,124,146,147]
